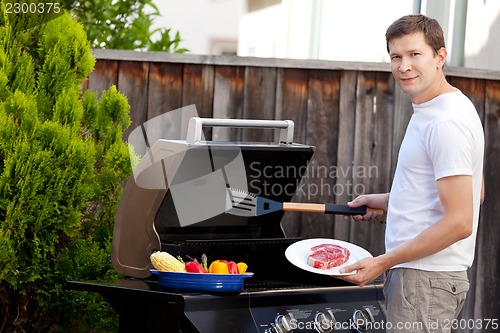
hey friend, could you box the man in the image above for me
[338,14,485,332]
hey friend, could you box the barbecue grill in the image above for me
[68,117,386,333]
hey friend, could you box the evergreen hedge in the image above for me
[0,4,132,332]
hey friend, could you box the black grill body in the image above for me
[68,118,386,333]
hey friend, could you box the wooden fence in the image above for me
[86,49,499,331]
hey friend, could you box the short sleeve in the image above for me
[425,120,474,180]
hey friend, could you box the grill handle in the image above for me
[186,117,294,145]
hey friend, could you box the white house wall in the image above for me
[238,0,415,62]
[463,0,500,70]
[316,0,415,63]
[238,4,289,58]
[153,0,246,55]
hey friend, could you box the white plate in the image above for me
[285,238,373,276]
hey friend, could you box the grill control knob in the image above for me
[264,324,281,333]
[314,310,336,333]
[274,313,294,333]
[352,307,375,332]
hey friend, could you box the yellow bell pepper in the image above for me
[208,260,230,274]
[236,262,248,273]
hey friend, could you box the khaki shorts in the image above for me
[383,268,469,333]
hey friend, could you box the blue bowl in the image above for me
[150,270,254,293]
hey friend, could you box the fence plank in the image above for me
[147,62,183,118]
[334,70,359,240]
[181,64,215,139]
[144,62,186,141]
[241,67,278,142]
[276,68,310,237]
[275,68,309,142]
[298,70,341,239]
[87,59,119,96]
[117,61,149,143]
[212,66,245,141]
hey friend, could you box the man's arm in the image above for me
[339,175,473,286]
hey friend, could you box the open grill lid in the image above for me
[111,118,315,278]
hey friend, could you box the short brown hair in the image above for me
[385,14,445,54]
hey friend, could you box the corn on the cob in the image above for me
[150,251,186,272]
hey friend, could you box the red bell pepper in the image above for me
[185,260,208,273]
[226,261,239,274]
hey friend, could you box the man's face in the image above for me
[388,32,446,104]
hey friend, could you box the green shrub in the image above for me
[0,4,132,332]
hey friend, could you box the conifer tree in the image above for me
[0,3,132,331]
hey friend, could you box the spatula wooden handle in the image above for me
[282,202,384,216]
[282,202,326,213]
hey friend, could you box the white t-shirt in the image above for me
[386,89,484,271]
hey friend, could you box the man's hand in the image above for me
[336,255,389,287]
[343,193,389,221]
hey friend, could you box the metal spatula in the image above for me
[227,188,384,217]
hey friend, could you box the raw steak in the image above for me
[307,243,350,269]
